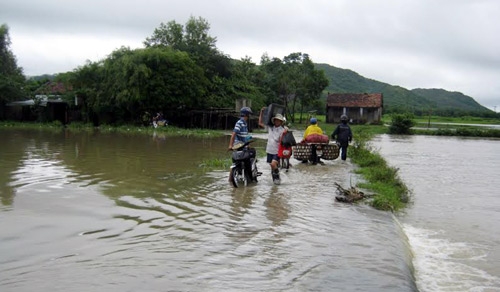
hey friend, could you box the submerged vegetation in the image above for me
[413,127,500,138]
[1,121,225,138]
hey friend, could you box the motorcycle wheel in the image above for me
[230,167,248,188]
[252,163,258,182]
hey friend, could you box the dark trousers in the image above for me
[339,142,348,160]
[310,144,320,163]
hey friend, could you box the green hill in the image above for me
[410,88,490,112]
[315,63,492,115]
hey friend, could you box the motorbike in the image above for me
[229,139,261,188]
[278,130,296,172]
[152,112,168,128]
[279,146,292,172]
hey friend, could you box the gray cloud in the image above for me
[2,0,499,109]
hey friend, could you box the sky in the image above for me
[2,0,499,111]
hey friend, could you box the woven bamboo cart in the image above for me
[292,143,340,161]
[292,144,312,161]
[321,143,340,160]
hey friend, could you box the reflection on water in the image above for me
[0,129,417,291]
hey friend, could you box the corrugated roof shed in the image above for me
[327,93,383,108]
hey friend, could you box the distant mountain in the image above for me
[410,88,490,112]
[315,63,492,114]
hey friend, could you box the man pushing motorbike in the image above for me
[228,107,255,182]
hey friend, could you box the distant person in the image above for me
[303,117,325,164]
[259,109,286,185]
[331,115,353,161]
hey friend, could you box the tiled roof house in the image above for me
[326,93,383,124]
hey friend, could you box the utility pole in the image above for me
[427,108,432,128]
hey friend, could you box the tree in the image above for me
[259,52,329,123]
[0,24,25,104]
[144,16,226,74]
[71,46,208,125]
[144,16,233,102]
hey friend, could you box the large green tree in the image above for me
[71,46,208,124]
[260,52,328,122]
[144,16,234,107]
[0,24,25,104]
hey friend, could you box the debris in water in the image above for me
[334,182,371,203]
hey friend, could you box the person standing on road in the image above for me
[331,115,353,161]
[258,109,286,185]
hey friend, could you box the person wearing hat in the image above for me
[303,117,325,164]
[259,108,286,185]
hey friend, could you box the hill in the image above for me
[315,63,492,114]
[410,88,489,112]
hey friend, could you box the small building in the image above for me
[326,93,383,124]
[5,95,68,124]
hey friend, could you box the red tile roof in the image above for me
[326,93,383,108]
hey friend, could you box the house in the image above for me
[5,95,68,124]
[326,93,383,124]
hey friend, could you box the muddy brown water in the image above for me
[1,129,419,291]
[372,134,500,292]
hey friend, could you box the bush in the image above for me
[389,113,415,134]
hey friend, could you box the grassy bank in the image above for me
[348,126,410,211]
[0,121,226,138]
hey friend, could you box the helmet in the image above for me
[240,107,253,116]
[310,117,317,124]
[340,115,348,121]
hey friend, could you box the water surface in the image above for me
[0,129,415,291]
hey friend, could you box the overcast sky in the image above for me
[2,0,499,110]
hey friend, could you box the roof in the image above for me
[326,93,383,108]
[7,95,67,107]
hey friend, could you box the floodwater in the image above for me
[0,129,496,291]
[372,134,500,292]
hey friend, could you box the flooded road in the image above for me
[0,129,415,291]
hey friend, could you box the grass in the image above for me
[199,157,232,170]
[349,125,410,211]
[1,120,226,138]
[382,114,500,125]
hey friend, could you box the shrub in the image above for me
[389,113,415,134]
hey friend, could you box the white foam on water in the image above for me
[403,224,500,292]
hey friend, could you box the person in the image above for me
[228,107,255,181]
[259,109,286,185]
[153,112,167,128]
[331,114,353,161]
[278,117,294,171]
[303,117,325,164]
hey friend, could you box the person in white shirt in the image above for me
[258,109,286,185]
